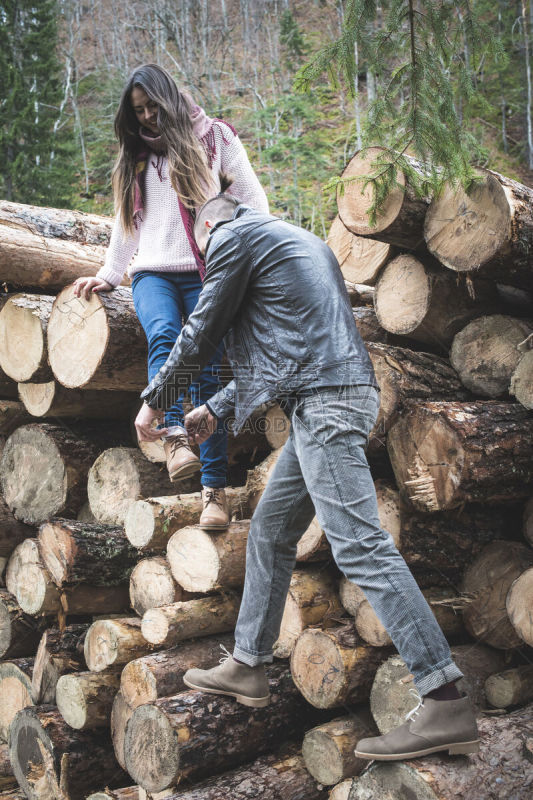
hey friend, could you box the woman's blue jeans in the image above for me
[131,270,228,488]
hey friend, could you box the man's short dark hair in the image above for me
[194,172,241,242]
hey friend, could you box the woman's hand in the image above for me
[185,404,218,445]
[73,276,113,300]
[135,403,168,442]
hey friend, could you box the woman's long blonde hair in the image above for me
[112,64,213,233]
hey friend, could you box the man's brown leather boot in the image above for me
[163,428,201,482]
[199,487,230,530]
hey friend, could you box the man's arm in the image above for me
[140,229,249,411]
[205,379,236,421]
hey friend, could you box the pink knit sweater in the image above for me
[97,122,269,288]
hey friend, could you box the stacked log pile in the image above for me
[0,160,532,800]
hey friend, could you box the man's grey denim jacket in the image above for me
[140,205,379,432]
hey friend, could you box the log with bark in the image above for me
[264,404,290,450]
[18,381,137,419]
[374,255,498,350]
[110,690,134,772]
[424,167,533,291]
[329,780,352,800]
[167,521,249,593]
[0,401,32,437]
[510,333,533,410]
[296,517,330,562]
[9,705,129,800]
[123,664,324,792]
[450,315,532,397]
[84,617,154,673]
[129,556,185,617]
[337,147,431,249]
[47,285,147,391]
[124,486,249,551]
[56,669,122,730]
[0,658,34,742]
[290,624,391,708]
[461,541,533,649]
[302,711,376,786]
[38,519,141,588]
[484,664,533,708]
[245,448,281,513]
[368,646,509,735]
[347,703,533,800]
[141,594,241,648]
[274,567,343,658]
[0,590,48,659]
[506,565,533,647]
[327,214,394,285]
[0,742,16,790]
[387,401,533,511]
[0,294,55,382]
[88,448,178,525]
[0,501,32,559]
[31,624,89,704]
[6,538,61,614]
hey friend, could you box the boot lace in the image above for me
[405,688,424,721]
[204,488,224,509]
[219,644,232,665]
[168,432,191,455]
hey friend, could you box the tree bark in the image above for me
[84,617,155,673]
[48,285,147,391]
[0,742,16,790]
[327,214,393,285]
[56,669,121,730]
[424,167,533,291]
[462,541,533,649]
[290,624,391,708]
[0,499,32,558]
[387,400,533,511]
[141,594,241,647]
[369,646,509,735]
[18,381,137,419]
[347,703,533,800]
[123,664,324,792]
[0,590,48,659]
[38,519,141,588]
[129,556,185,617]
[524,495,533,547]
[506,565,533,647]
[0,294,55,382]
[31,624,89,704]
[0,401,32,437]
[88,448,177,525]
[9,705,129,800]
[485,664,533,708]
[302,712,376,786]
[450,315,532,397]
[167,521,250,593]
[0,658,34,742]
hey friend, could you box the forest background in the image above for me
[1,0,532,237]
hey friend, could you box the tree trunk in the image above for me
[119,634,235,710]
[18,381,137,419]
[124,487,249,551]
[374,255,498,350]
[290,624,391,708]
[0,294,55,382]
[0,423,103,524]
[347,703,533,800]
[0,201,116,292]
[141,594,241,647]
[0,590,48,659]
[461,541,533,649]
[56,669,121,730]
[337,147,431,250]
[450,315,532,397]
[38,519,141,588]
[264,404,290,450]
[0,658,34,742]
[353,307,409,345]
[110,690,134,771]
[506,565,533,647]
[6,538,61,615]
[0,401,32,437]
[9,705,129,800]
[123,664,323,792]
[31,624,89,704]
[48,285,147,391]
[485,664,533,708]
[369,646,509,735]
[387,401,533,511]
[274,568,343,659]
[302,712,376,786]
[88,448,177,525]
[84,617,155,673]
[245,449,281,513]
[327,214,393,285]
[129,556,185,617]
[0,499,32,558]
[424,167,533,291]
[167,521,250,593]
[296,517,329,562]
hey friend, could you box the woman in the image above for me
[73,63,269,530]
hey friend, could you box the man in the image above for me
[135,180,479,761]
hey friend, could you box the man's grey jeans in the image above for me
[233,384,464,696]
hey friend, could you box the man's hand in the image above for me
[135,402,168,442]
[185,404,217,445]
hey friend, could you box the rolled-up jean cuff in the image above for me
[233,646,274,667]
[415,662,465,697]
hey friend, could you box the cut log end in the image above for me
[124,703,179,793]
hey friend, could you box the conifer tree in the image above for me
[0,0,74,205]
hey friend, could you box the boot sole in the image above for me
[183,676,270,708]
[354,739,480,760]
[198,522,230,531]
[169,461,201,482]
